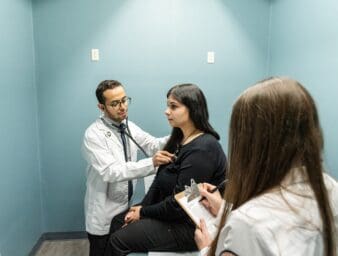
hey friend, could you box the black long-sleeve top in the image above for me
[140,133,227,222]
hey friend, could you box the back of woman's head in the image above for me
[227,77,322,201]
[224,77,335,256]
[164,83,219,152]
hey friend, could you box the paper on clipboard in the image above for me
[174,184,220,235]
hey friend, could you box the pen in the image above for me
[199,179,228,202]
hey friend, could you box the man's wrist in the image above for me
[199,246,210,256]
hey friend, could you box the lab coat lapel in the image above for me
[95,119,124,151]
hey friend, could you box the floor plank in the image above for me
[33,238,150,255]
[34,239,89,256]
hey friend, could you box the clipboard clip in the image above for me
[184,179,200,202]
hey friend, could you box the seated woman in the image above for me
[195,77,338,256]
[104,83,227,256]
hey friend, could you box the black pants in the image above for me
[87,232,110,256]
[104,210,197,256]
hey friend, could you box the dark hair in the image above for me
[163,83,220,153]
[210,77,335,256]
[95,80,123,104]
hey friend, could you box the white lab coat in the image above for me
[214,170,338,256]
[82,118,168,235]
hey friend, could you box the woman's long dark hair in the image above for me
[209,77,335,256]
[163,83,219,153]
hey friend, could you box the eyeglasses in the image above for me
[109,96,131,108]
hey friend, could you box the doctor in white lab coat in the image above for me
[82,80,171,256]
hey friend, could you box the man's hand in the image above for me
[152,150,174,167]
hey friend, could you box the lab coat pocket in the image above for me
[107,181,128,203]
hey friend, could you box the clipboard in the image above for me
[174,184,217,229]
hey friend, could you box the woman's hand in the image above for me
[194,219,212,250]
[199,183,223,216]
[152,150,174,167]
[124,206,142,226]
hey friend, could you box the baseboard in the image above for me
[29,235,45,256]
[42,231,87,240]
[29,231,87,256]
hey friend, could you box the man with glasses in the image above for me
[82,80,172,256]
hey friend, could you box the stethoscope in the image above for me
[100,117,150,158]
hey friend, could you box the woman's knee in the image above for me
[105,232,129,256]
[109,211,127,233]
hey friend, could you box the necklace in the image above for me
[182,129,204,145]
[174,129,203,159]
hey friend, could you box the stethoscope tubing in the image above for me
[100,117,150,158]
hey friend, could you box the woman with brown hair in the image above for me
[195,77,337,256]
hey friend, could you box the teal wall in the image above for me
[269,0,338,178]
[3,0,338,255]
[0,0,42,255]
[32,0,270,232]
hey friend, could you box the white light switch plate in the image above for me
[91,49,99,61]
[207,51,215,63]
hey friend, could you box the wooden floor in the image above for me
[33,239,147,256]
[33,238,199,256]
[34,239,89,256]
